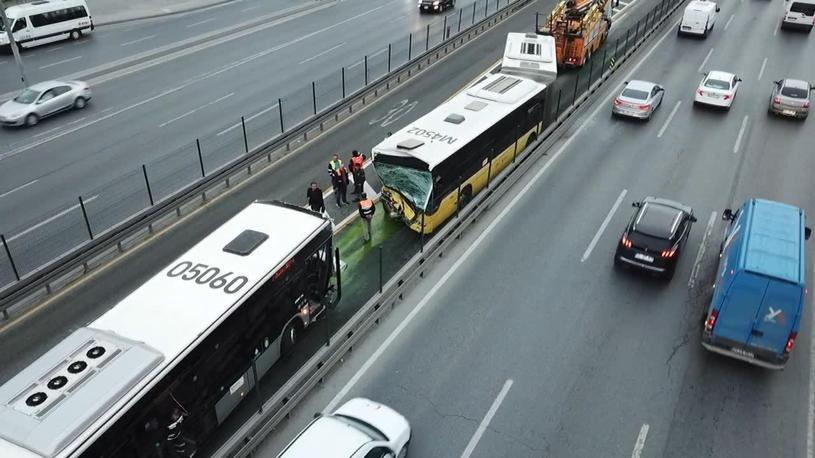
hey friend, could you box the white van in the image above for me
[0,0,93,50]
[781,0,815,32]
[678,0,720,37]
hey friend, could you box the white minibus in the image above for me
[0,0,93,50]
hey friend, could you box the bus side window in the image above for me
[12,18,27,32]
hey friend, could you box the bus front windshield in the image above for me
[375,161,433,211]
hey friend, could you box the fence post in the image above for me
[443,15,448,40]
[587,56,594,90]
[602,47,607,76]
[364,56,368,86]
[141,164,155,207]
[408,33,413,60]
[573,73,580,105]
[487,154,493,188]
[535,12,539,31]
[635,20,640,42]
[456,176,463,218]
[278,98,284,133]
[556,88,562,116]
[625,29,630,54]
[341,67,346,99]
[312,82,317,115]
[426,24,430,51]
[196,139,205,177]
[458,8,463,32]
[78,195,94,240]
[251,359,263,414]
[484,0,488,17]
[615,37,620,59]
[388,43,392,72]
[1,234,20,282]
[472,2,476,24]
[241,116,249,153]
[512,124,519,162]
[378,245,383,293]
[420,213,425,253]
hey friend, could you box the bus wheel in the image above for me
[281,322,299,354]
[70,30,82,40]
[459,185,473,209]
[526,132,538,150]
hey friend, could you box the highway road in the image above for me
[253,1,815,457]
[0,0,498,285]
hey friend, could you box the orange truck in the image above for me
[537,0,612,68]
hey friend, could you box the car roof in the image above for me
[25,81,69,92]
[625,80,657,91]
[633,200,686,239]
[643,196,693,215]
[707,71,734,81]
[278,416,371,458]
[783,78,809,90]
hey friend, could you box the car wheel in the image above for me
[69,29,82,40]
[398,440,410,458]
[73,97,87,109]
[25,113,39,127]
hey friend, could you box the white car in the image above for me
[277,398,411,458]
[612,80,665,120]
[694,71,741,110]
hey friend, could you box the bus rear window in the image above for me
[790,2,815,15]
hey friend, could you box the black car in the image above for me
[418,0,455,13]
[614,197,697,279]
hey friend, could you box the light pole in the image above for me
[0,0,28,88]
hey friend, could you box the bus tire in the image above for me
[281,322,300,354]
[527,132,538,150]
[459,185,473,209]
[70,29,82,40]
[73,97,87,109]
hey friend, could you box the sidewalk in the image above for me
[4,0,240,25]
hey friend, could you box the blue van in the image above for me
[702,199,811,369]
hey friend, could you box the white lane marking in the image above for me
[186,18,216,28]
[298,42,345,65]
[241,5,262,12]
[688,211,717,288]
[733,115,748,154]
[631,424,650,458]
[460,379,514,458]
[807,256,815,458]
[8,195,98,242]
[158,92,234,127]
[697,48,714,73]
[324,18,681,414]
[582,189,627,262]
[757,57,768,81]
[38,55,82,70]
[657,101,682,138]
[99,106,116,114]
[0,179,38,199]
[120,35,156,47]
[347,47,389,69]
[724,14,735,30]
[45,45,64,53]
[774,22,779,36]
[66,116,87,125]
[216,102,280,136]
[32,124,66,138]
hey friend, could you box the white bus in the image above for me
[373,33,557,234]
[0,201,340,457]
[0,0,93,50]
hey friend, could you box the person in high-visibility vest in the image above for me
[357,193,376,242]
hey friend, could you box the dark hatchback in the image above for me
[614,197,697,279]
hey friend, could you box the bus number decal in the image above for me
[166,261,249,294]
[405,126,458,145]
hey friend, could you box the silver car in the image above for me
[0,80,92,127]
[768,78,812,119]
[612,80,665,120]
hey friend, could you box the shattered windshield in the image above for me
[375,161,433,211]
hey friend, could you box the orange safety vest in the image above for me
[358,199,375,218]
[351,155,364,170]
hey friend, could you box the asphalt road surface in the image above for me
[253,1,815,457]
[0,0,496,285]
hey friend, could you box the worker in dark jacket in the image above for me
[306,182,325,213]
[357,193,376,242]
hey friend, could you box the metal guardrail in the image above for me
[216,0,688,454]
[0,0,531,318]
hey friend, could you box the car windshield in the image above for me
[621,88,649,100]
[704,79,731,90]
[790,2,815,15]
[781,86,808,98]
[13,88,40,104]
[375,161,433,211]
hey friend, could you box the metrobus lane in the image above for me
[253,4,815,458]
